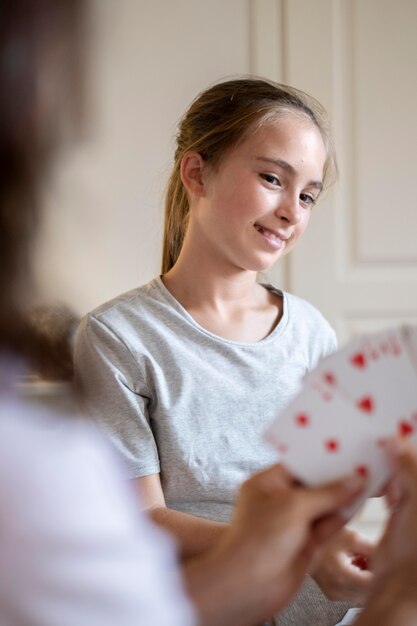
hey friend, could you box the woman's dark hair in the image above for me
[0,0,83,359]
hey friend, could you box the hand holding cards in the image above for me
[265,325,417,512]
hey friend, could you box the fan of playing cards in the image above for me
[265,325,417,508]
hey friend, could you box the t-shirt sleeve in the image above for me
[319,323,338,359]
[73,313,160,477]
[286,292,338,371]
[308,319,338,370]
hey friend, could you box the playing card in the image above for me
[402,324,417,372]
[265,382,389,502]
[265,325,417,517]
[306,327,417,442]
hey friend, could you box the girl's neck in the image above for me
[161,264,281,342]
[161,241,283,343]
[162,250,259,314]
[160,217,283,343]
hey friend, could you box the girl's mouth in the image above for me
[254,223,289,242]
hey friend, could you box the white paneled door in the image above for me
[252,0,417,345]
[251,0,417,532]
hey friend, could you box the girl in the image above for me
[75,78,373,625]
[1,7,365,625]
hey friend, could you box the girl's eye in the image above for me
[261,173,280,186]
[300,193,316,207]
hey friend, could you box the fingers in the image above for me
[249,463,294,493]
[300,474,366,521]
[348,531,374,572]
[252,463,366,513]
[342,563,373,597]
[385,438,417,498]
[383,476,403,509]
[312,514,346,545]
[342,561,373,586]
[310,534,374,602]
[252,464,367,540]
[348,531,376,557]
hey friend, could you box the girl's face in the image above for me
[192,115,327,274]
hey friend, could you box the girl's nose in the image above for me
[275,193,301,225]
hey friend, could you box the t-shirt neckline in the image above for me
[153,276,288,347]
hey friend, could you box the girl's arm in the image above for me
[74,314,227,559]
[132,474,228,559]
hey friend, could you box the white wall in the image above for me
[252,0,417,346]
[35,0,251,314]
[35,0,417,344]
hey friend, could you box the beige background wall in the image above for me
[35,0,251,313]
[35,0,417,345]
[276,0,417,344]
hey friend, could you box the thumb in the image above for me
[386,438,417,499]
[349,530,376,557]
[301,474,366,521]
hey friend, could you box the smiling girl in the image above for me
[75,78,373,625]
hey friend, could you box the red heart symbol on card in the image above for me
[295,413,310,427]
[324,372,336,386]
[380,342,389,355]
[357,396,374,413]
[322,390,333,402]
[355,465,369,478]
[350,352,367,369]
[324,438,339,453]
[392,339,401,356]
[398,420,414,437]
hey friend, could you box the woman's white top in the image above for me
[0,357,195,626]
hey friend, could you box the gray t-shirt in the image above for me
[74,277,336,522]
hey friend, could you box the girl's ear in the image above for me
[180,151,207,197]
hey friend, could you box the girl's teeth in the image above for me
[256,225,279,241]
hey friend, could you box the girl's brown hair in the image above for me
[162,78,337,274]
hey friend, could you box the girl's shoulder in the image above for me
[263,283,329,324]
[87,277,162,319]
[76,276,188,348]
[262,283,336,345]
